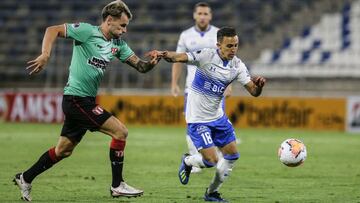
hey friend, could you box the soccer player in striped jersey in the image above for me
[149,27,266,202]
[171,2,232,174]
[13,1,160,201]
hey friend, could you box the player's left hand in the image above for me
[26,53,50,75]
[252,76,266,87]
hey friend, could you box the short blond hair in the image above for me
[102,0,132,21]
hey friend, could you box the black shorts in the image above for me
[61,95,112,142]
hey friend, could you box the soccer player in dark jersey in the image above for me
[13,1,161,201]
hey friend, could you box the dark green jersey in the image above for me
[64,22,134,97]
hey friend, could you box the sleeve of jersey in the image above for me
[185,49,207,67]
[236,60,252,85]
[65,23,93,42]
[176,33,186,53]
[116,40,134,62]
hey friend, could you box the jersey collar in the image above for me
[216,49,230,67]
[194,25,212,37]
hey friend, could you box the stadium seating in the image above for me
[1,0,345,89]
[252,0,360,78]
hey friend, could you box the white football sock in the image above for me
[184,153,206,168]
[186,135,199,156]
[216,147,223,159]
[207,158,236,193]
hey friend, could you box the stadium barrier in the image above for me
[99,95,184,125]
[0,92,63,123]
[225,97,345,131]
[99,95,347,131]
[1,92,359,132]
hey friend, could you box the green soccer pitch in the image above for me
[0,123,359,203]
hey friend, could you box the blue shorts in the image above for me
[187,115,236,151]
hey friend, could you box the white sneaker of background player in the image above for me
[13,173,32,201]
[110,182,144,197]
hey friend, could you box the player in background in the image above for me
[148,27,266,202]
[13,1,161,201]
[171,2,232,174]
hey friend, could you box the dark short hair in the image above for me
[102,0,132,21]
[217,27,237,42]
[193,2,211,13]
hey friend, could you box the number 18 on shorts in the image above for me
[187,116,237,151]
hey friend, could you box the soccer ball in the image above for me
[278,138,307,167]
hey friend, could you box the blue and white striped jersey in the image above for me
[185,48,251,123]
[176,25,218,93]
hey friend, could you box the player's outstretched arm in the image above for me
[162,51,188,63]
[145,50,188,63]
[244,76,266,97]
[125,54,160,73]
[26,24,66,75]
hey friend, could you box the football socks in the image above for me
[23,147,62,183]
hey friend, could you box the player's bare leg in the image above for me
[14,136,78,201]
[55,136,79,157]
[100,116,143,198]
[199,147,219,165]
[204,141,239,202]
[186,135,224,173]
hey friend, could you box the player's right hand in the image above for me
[26,53,50,75]
[171,84,180,97]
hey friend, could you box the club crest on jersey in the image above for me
[92,105,104,115]
[111,47,118,55]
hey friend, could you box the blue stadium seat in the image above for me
[252,1,360,78]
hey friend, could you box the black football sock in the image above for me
[109,139,126,188]
[110,148,125,187]
[22,147,61,183]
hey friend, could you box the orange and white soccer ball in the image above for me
[278,138,307,167]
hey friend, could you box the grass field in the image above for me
[0,123,359,203]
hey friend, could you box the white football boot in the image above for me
[13,173,32,201]
[110,182,143,198]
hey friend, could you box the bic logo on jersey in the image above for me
[204,81,225,94]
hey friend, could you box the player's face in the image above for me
[193,6,212,30]
[217,36,239,60]
[108,13,129,39]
